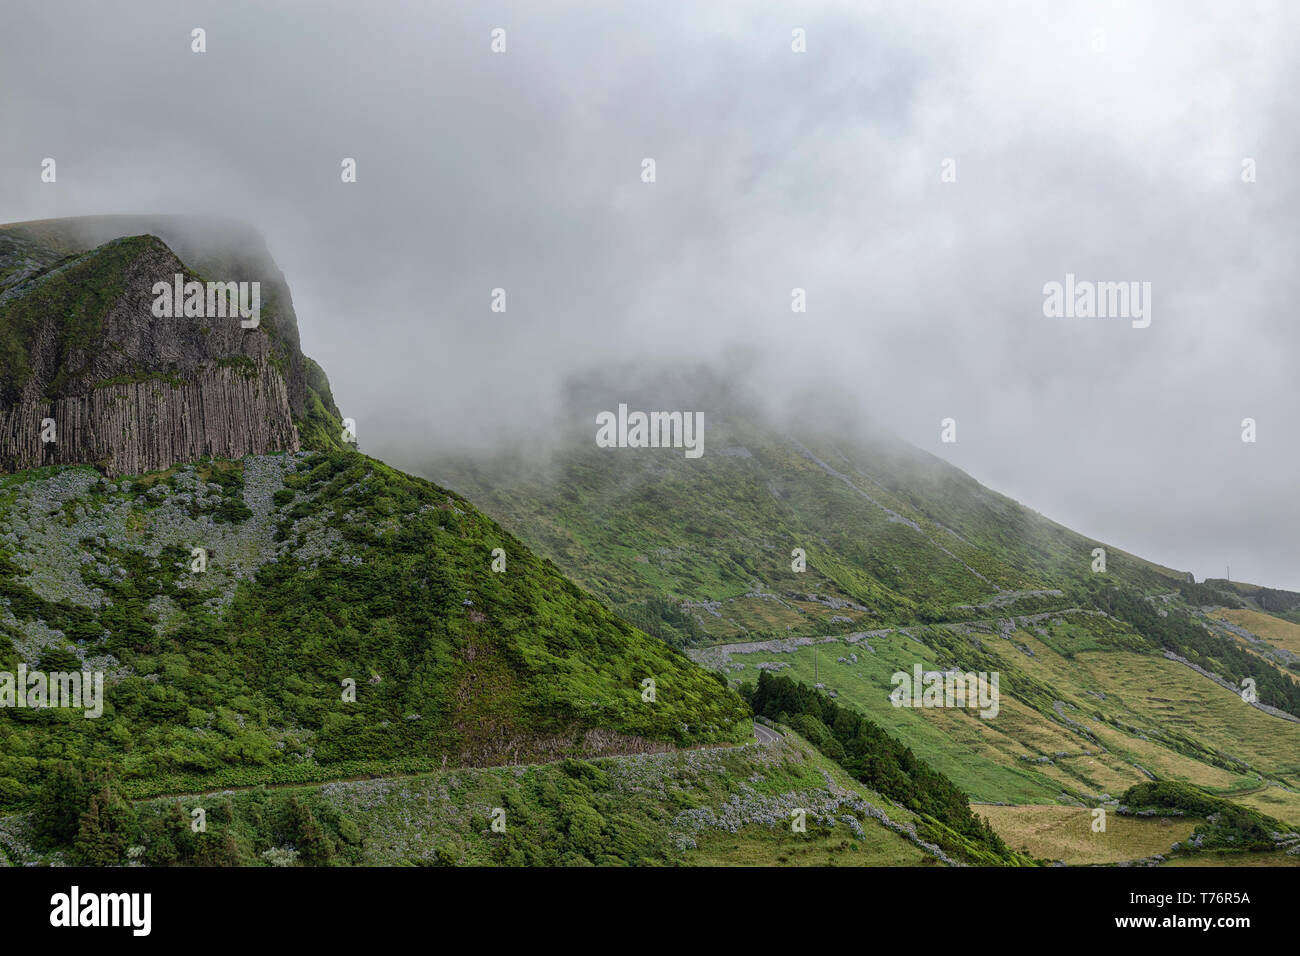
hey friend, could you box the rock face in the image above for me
[0,217,341,476]
[0,365,298,476]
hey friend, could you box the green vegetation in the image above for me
[29,763,353,866]
[723,615,1300,817]
[0,450,749,812]
[1080,582,1300,716]
[92,370,188,390]
[127,458,253,522]
[1207,579,1300,624]
[9,730,947,867]
[432,369,1300,867]
[293,375,348,453]
[215,355,259,378]
[432,370,1190,647]
[744,671,1033,865]
[1120,781,1297,854]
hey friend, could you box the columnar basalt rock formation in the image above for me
[0,216,341,476]
[0,363,299,476]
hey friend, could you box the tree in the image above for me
[289,796,333,866]
[32,763,90,846]
[72,786,135,865]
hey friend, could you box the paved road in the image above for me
[754,723,782,745]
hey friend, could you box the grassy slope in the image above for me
[0,450,749,811]
[1213,608,1300,657]
[716,620,1300,822]
[975,805,1197,865]
[433,412,1188,649]
[426,373,1300,864]
[1206,579,1300,623]
[0,731,941,867]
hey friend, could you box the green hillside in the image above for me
[4,221,1290,867]
[427,367,1300,860]
[0,222,1014,870]
[430,369,1191,649]
[1205,579,1300,624]
[0,729,960,867]
[0,449,750,812]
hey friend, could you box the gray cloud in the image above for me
[2,0,1296,586]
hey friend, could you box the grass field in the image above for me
[715,617,1300,829]
[1072,651,1300,792]
[714,630,1068,803]
[1160,849,1300,867]
[1213,608,1300,656]
[686,822,935,866]
[976,804,1194,864]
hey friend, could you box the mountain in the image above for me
[0,447,750,804]
[0,220,1034,869]
[0,216,343,475]
[0,221,750,851]
[3,219,1290,867]
[427,365,1300,861]
[428,365,1194,646]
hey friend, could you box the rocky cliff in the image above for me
[0,217,342,476]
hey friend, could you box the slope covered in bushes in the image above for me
[0,450,749,810]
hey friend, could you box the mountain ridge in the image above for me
[427,365,1205,646]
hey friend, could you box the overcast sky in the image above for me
[2,0,1296,588]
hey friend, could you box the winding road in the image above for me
[754,723,782,745]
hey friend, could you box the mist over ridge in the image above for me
[2,0,1295,587]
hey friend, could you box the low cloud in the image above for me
[2,0,1295,586]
